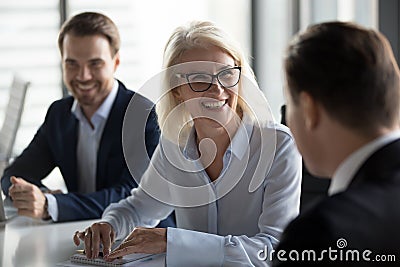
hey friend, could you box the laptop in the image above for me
[0,190,17,222]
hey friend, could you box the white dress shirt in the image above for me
[101,114,302,266]
[329,130,400,195]
[45,80,119,221]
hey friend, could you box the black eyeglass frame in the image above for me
[177,66,242,92]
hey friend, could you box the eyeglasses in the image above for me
[176,66,241,92]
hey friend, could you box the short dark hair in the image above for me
[58,12,120,56]
[285,21,400,134]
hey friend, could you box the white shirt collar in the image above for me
[183,113,253,160]
[229,113,253,160]
[71,79,119,126]
[329,130,400,195]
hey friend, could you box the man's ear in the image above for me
[299,91,319,130]
[113,52,121,71]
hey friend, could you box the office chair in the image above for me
[0,75,30,174]
[280,105,330,212]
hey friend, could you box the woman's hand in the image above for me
[105,227,166,261]
[73,222,115,259]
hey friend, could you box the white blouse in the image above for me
[102,116,302,266]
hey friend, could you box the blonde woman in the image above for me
[74,21,301,266]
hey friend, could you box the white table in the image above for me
[0,215,165,267]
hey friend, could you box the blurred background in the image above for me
[0,0,397,187]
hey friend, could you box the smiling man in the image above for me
[0,12,174,226]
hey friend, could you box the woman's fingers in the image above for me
[73,223,115,259]
[73,230,84,246]
[84,228,93,258]
[106,246,133,260]
[105,227,167,261]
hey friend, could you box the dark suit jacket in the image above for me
[273,139,400,266]
[1,81,174,226]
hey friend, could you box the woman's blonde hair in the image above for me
[156,21,259,143]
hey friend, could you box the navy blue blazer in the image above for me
[273,139,400,266]
[1,81,174,225]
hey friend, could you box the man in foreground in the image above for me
[274,22,400,266]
